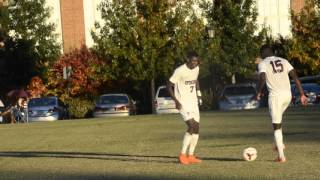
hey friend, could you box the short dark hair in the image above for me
[186,50,199,59]
[260,44,273,54]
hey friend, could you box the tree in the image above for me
[0,38,37,95]
[1,0,61,76]
[289,0,320,75]
[200,0,265,85]
[92,0,204,113]
[46,46,106,102]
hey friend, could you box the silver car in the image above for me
[219,84,260,110]
[93,94,137,117]
[28,96,68,122]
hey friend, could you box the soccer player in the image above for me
[167,51,202,165]
[255,44,307,163]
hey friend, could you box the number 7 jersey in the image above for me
[169,64,199,109]
[258,56,294,96]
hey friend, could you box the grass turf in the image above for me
[0,106,319,179]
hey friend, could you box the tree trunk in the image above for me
[150,78,155,114]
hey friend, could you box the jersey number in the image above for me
[190,86,194,93]
[270,60,283,73]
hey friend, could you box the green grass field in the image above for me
[0,106,319,180]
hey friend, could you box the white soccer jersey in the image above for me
[258,56,294,96]
[169,64,199,110]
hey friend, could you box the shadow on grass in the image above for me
[0,151,242,163]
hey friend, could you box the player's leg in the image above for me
[273,123,286,162]
[269,96,286,162]
[188,120,201,163]
[179,109,193,164]
[188,107,201,163]
[274,94,292,162]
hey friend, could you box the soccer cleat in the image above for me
[188,155,202,163]
[179,154,190,165]
[273,144,286,152]
[274,157,286,163]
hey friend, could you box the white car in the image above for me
[218,83,260,110]
[155,86,179,114]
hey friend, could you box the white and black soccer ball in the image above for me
[243,147,257,161]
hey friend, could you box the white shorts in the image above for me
[179,105,200,123]
[268,95,292,124]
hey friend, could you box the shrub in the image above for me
[65,98,94,119]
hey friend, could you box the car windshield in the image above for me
[28,97,57,107]
[158,88,170,98]
[99,95,129,104]
[224,86,256,96]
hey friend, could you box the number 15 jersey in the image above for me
[258,56,294,97]
[169,64,199,109]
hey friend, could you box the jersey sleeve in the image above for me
[284,60,294,73]
[169,68,181,84]
[258,62,266,74]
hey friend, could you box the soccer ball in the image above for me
[243,147,257,161]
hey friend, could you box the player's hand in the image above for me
[175,100,182,110]
[300,94,308,106]
[198,97,203,106]
[254,93,262,101]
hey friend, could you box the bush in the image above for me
[65,98,94,119]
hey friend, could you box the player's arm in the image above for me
[289,70,307,106]
[196,80,202,105]
[166,80,182,110]
[255,72,266,100]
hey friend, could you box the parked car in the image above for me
[218,83,260,110]
[28,96,68,122]
[291,83,320,106]
[155,86,179,114]
[93,94,137,117]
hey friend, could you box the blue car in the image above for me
[219,83,260,110]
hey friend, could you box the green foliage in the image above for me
[93,0,205,113]
[200,0,266,84]
[92,0,204,81]
[2,0,61,76]
[65,98,94,118]
[289,0,320,75]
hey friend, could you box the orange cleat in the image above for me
[274,157,286,163]
[179,154,190,165]
[188,155,202,163]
